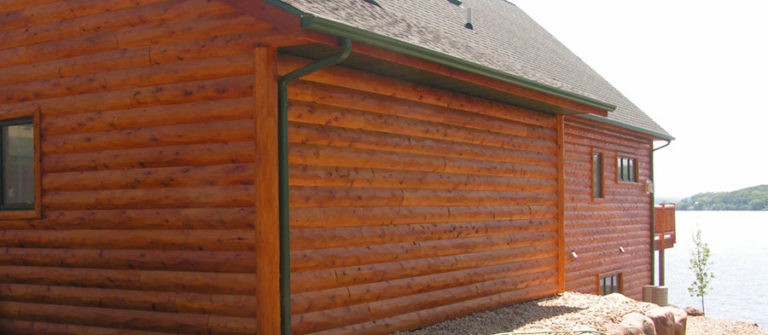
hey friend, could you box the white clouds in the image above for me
[513,0,768,197]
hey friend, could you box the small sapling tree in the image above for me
[688,228,714,314]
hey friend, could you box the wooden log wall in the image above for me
[562,117,653,300]
[0,1,284,334]
[279,56,560,335]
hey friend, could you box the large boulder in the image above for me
[606,323,634,335]
[607,323,655,335]
[666,306,688,335]
[646,307,675,335]
[621,313,657,335]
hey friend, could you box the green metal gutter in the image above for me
[265,0,305,17]
[580,114,675,141]
[264,0,680,141]
[263,0,616,112]
[295,11,680,142]
[299,15,616,113]
[277,38,352,335]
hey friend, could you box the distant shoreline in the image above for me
[671,185,768,211]
[676,209,768,211]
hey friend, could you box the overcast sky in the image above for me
[511,0,768,198]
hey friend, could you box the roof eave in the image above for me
[262,0,616,113]
[298,14,617,113]
[578,114,675,141]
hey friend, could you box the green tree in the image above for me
[688,229,714,314]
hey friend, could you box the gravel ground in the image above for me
[394,292,768,335]
[687,316,767,335]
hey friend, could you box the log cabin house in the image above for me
[0,0,675,334]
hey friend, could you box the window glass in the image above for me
[618,156,638,182]
[2,120,34,209]
[600,274,621,295]
[592,152,603,198]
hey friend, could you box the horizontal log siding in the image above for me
[563,117,653,300]
[0,1,278,334]
[283,57,559,335]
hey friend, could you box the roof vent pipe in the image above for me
[465,7,474,29]
[448,0,463,5]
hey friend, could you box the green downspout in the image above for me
[277,38,352,335]
[650,149,656,285]
[650,139,672,285]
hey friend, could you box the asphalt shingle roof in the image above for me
[278,0,672,139]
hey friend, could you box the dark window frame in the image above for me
[599,273,622,296]
[592,151,604,199]
[1,117,34,211]
[617,156,638,183]
[0,111,40,220]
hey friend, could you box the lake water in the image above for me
[663,211,768,327]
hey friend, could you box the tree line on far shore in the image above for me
[676,184,768,211]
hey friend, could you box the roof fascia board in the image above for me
[263,0,306,17]
[263,1,677,140]
[262,0,617,113]
[299,14,617,113]
[578,114,675,141]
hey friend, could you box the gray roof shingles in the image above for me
[277,0,672,139]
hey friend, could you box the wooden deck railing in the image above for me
[654,203,676,250]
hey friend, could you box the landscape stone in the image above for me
[665,306,688,335]
[684,306,704,316]
[606,323,634,335]
[621,312,658,335]
[646,307,675,335]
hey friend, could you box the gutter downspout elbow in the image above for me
[276,37,352,335]
[653,139,672,152]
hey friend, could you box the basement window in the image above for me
[0,115,39,219]
[600,273,622,295]
[592,152,604,199]
[618,156,637,182]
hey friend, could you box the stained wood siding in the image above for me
[0,1,280,334]
[563,117,653,300]
[280,55,560,335]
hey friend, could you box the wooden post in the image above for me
[556,115,566,292]
[254,47,281,335]
[658,203,666,286]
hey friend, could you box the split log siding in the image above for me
[1,1,659,334]
[563,117,653,300]
[0,1,281,334]
[282,58,560,335]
